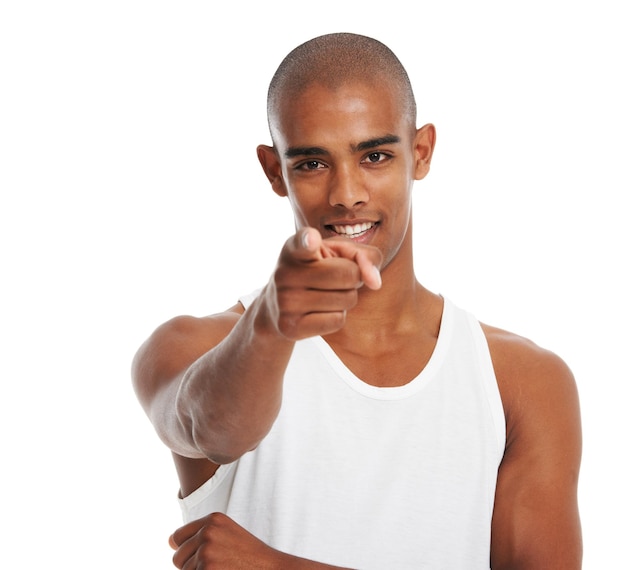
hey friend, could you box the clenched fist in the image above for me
[263,227,382,340]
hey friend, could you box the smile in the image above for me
[329,222,377,238]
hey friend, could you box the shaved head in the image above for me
[267,33,417,142]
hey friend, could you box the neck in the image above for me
[324,242,441,348]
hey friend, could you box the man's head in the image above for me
[258,33,435,274]
[267,33,417,143]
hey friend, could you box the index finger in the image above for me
[323,239,382,290]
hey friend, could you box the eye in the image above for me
[362,152,390,164]
[296,160,327,171]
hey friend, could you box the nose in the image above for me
[328,164,369,209]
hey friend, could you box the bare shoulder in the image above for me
[480,322,578,408]
[482,321,573,370]
[481,323,583,568]
[480,321,581,449]
[132,304,244,409]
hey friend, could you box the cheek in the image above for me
[285,192,318,227]
[383,190,413,249]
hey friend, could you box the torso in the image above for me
[173,293,526,501]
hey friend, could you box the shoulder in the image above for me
[480,321,581,497]
[480,323,579,424]
[481,324,573,383]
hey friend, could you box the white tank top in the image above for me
[179,295,505,569]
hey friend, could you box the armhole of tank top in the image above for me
[238,289,263,311]
[177,461,237,521]
[468,315,507,456]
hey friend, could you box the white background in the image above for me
[1,1,624,567]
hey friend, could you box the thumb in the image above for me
[283,227,327,263]
[300,227,324,257]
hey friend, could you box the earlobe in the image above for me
[413,123,436,180]
[257,144,287,197]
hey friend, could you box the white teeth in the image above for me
[331,222,375,237]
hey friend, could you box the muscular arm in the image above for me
[132,228,382,465]
[487,326,583,569]
[132,300,293,464]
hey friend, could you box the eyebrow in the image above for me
[284,146,329,159]
[283,134,401,159]
[353,135,401,152]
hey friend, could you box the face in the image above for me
[258,80,435,272]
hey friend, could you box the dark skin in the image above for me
[132,79,582,569]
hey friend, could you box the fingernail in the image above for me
[302,230,309,249]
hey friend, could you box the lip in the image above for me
[324,220,380,243]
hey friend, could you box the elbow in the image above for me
[174,361,281,464]
[190,425,264,466]
[176,404,267,466]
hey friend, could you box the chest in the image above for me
[326,333,438,387]
[230,336,503,567]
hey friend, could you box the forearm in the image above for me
[176,291,295,464]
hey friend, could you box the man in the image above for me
[132,33,582,568]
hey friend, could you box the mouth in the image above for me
[326,221,378,239]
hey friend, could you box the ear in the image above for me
[257,144,287,197]
[412,123,436,180]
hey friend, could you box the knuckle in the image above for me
[277,313,299,338]
[275,289,299,316]
[207,511,228,524]
[327,310,347,331]
[273,265,291,285]
[200,512,224,538]
[344,289,359,309]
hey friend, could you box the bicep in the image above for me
[490,349,582,569]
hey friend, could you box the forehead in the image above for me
[272,81,409,151]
